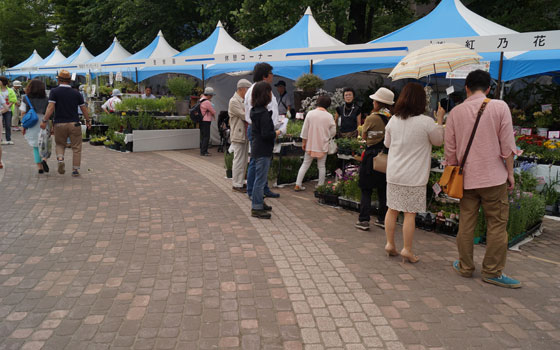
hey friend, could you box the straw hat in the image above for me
[57,70,71,80]
[369,87,395,105]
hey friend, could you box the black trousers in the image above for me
[199,121,211,154]
[358,180,387,223]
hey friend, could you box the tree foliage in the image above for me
[1,0,558,68]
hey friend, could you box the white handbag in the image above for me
[327,138,337,155]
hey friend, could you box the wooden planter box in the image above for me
[132,129,200,152]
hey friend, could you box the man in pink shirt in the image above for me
[200,87,216,156]
[445,70,521,289]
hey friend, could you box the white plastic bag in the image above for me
[38,127,52,159]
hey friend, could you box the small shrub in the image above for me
[295,74,324,92]
[167,77,196,100]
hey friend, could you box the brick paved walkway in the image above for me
[0,133,559,350]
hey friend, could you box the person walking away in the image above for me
[294,96,336,191]
[229,79,252,192]
[445,70,521,288]
[384,82,444,263]
[355,87,395,231]
[244,63,280,199]
[101,89,122,113]
[12,80,23,131]
[335,87,362,138]
[142,87,157,99]
[20,79,50,174]
[250,82,281,219]
[0,76,18,145]
[40,70,91,177]
[199,87,216,156]
[275,80,293,118]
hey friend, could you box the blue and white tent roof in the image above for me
[207,7,341,80]
[314,0,516,80]
[8,50,43,70]
[34,46,66,68]
[176,21,248,57]
[372,0,516,43]
[138,22,247,81]
[88,37,132,63]
[128,30,179,60]
[254,7,343,51]
[58,42,95,66]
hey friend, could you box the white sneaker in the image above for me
[7,141,14,145]
[1,141,7,145]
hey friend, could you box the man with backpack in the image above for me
[198,87,216,156]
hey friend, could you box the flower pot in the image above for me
[317,193,339,206]
[175,100,189,116]
[226,169,232,178]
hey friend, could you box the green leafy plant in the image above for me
[295,73,324,92]
[167,77,196,100]
[224,152,234,171]
[113,133,126,147]
[286,120,304,137]
[315,181,341,196]
[541,179,560,205]
[99,113,123,134]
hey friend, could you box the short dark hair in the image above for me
[343,87,355,97]
[316,95,331,109]
[0,76,8,86]
[25,79,46,99]
[145,86,152,90]
[253,63,273,82]
[251,81,272,107]
[393,82,426,120]
[465,69,491,92]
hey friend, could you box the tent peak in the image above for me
[304,7,312,15]
[113,37,118,42]
[157,30,163,36]
[216,20,223,28]
[33,49,38,54]
[80,42,85,47]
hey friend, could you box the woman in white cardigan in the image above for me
[384,83,444,263]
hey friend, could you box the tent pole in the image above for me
[202,65,205,90]
[135,67,139,92]
[310,60,313,74]
[495,52,504,100]
[433,64,439,111]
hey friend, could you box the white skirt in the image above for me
[387,183,426,213]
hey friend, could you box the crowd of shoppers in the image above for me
[0,67,522,289]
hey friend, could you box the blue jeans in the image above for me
[252,157,271,210]
[247,125,271,197]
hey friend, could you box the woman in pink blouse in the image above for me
[200,87,216,156]
[294,96,337,191]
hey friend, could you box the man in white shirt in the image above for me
[102,89,122,113]
[141,86,156,99]
[244,63,280,199]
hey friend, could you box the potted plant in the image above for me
[534,110,553,137]
[294,74,324,112]
[224,152,233,178]
[167,77,196,115]
[542,180,559,215]
[314,181,340,206]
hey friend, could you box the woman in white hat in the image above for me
[355,87,394,233]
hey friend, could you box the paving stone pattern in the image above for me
[0,134,559,349]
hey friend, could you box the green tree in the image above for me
[0,0,55,67]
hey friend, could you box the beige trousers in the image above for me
[231,141,249,188]
[456,183,509,278]
[54,122,82,169]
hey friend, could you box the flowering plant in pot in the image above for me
[315,181,341,206]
